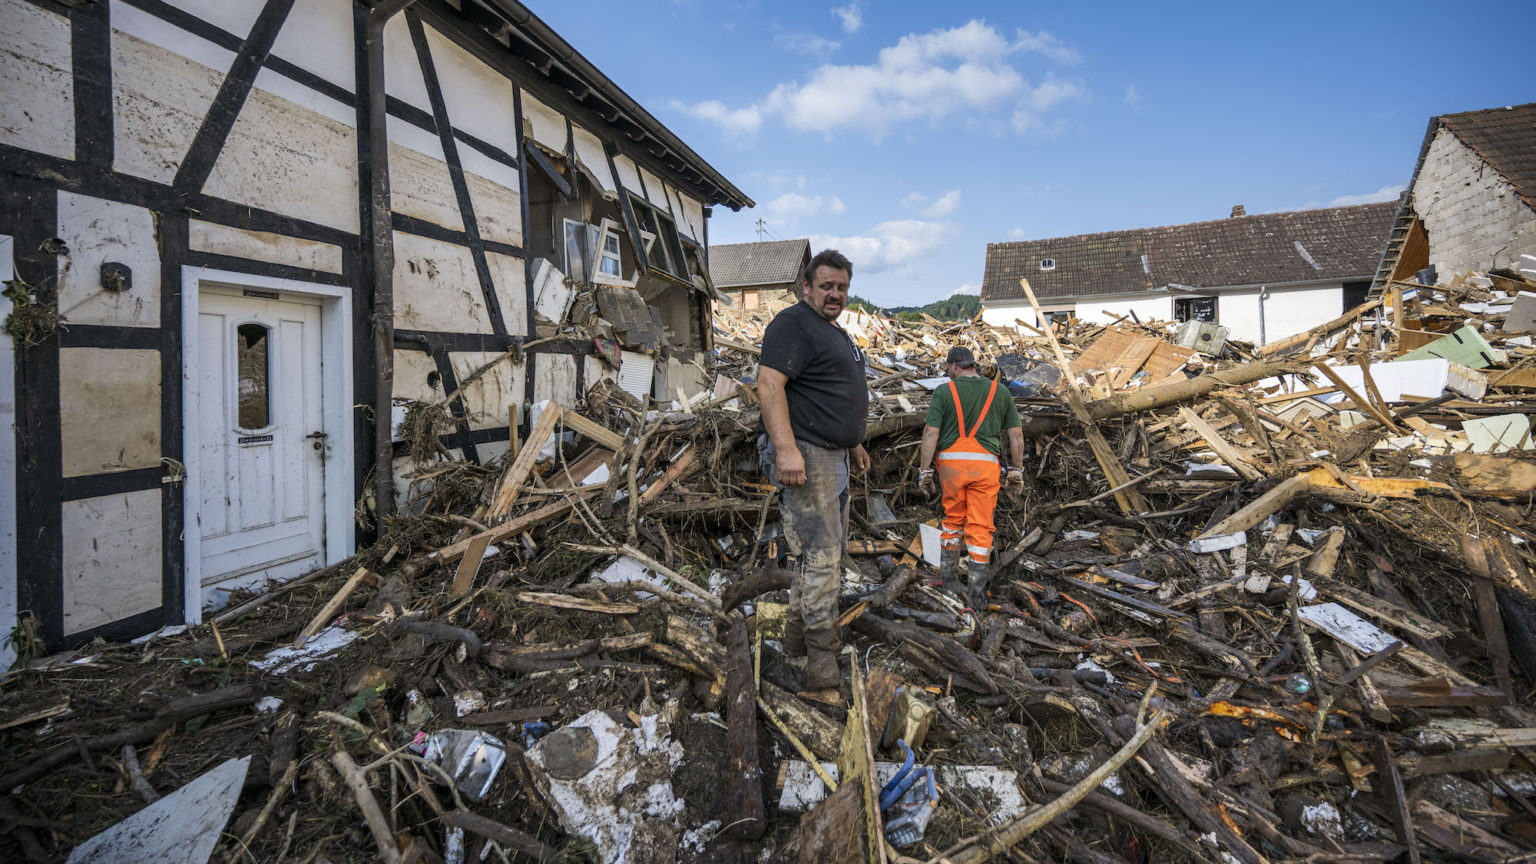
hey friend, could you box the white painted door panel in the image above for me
[197,290,324,589]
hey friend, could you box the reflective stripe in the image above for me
[966,543,991,557]
[937,451,998,463]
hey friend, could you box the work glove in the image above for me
[1004,467,1024,500]
[918,469,936,498]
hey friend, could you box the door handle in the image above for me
[307,431,328,451]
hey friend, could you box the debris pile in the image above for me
[3,269,1536,863]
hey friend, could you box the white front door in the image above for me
[196,289,326,595]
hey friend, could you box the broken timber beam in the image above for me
[721,613,766,840]
[1196,474,1311,540]
[1018,278,1147,515]
[1085,358,1294,421]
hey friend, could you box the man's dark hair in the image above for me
[802,249,853,285]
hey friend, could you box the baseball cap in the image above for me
[945,346,976,368]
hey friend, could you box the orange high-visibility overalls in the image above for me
[936,378,1001,566]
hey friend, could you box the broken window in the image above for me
[1175,296,1218,323]
[564,217,630,287]
[236,322,271,430]
[1342,281,1370,312]
[628,193,688,281]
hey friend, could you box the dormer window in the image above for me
[1039,258,1056,271]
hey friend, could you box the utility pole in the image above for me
[756,218,767,241]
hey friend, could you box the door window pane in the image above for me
[237,322,270,429]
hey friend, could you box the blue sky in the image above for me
[533,0,1533,307]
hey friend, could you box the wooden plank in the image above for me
[1461,535,1516,700]
[513,592,639,614]
[430,489,596,565]
[1177,407,1262,481]
[1198,474,1311,539]
[1314,579,1451,640]
[557,409,626,452]
[1375,738,1421,864]
[487,404,564,520]
[1379,683,1507,708]
[293,567,371,648]
[1313,363,1400,432]
[458,705,557,726]
[449,533,492,598]
[637,445,699,507]
[1336,645,1394,724]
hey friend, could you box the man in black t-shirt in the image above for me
[757,249,870,693]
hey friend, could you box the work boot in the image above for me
[803,626,842,692]
[783,616,805,656]
[937,547,964,597]
[966,559,992,612]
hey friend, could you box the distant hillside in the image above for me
[849,294,979,322]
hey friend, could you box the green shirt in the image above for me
[924,375,1022,456]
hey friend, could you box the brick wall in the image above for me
[1414,127,1536,276]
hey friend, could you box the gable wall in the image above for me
[1415,126,1536,276]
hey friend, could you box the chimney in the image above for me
[1230,205,1246,218]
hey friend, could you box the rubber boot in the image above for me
[937,547,964,597]
[804,626,842,692]
[966,559,992,612]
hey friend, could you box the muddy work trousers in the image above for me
[758,435,850,638]
[938,457,1000,565]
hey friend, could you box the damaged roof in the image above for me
[708,239,811,289]
[458,0,754,210]
[982,202,1396,302]
[1435,102,1536,212]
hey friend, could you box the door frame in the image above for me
[180,266,354,624]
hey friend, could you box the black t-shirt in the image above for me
[758,302,868,448]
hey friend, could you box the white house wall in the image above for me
[56,192,162,328]
[1080,296,1174,327]
[0,0,74,160]
[1219,283,1343,345]
[1416,126,1536,276]
[61,490,162,636]
[203,82,360,234]
[268,0,355,93]
[109,26,228,184]
[572,124,617,198]
[189,219,345,275]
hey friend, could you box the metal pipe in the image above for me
[365,0,421,522]
[1258,284,1269,346]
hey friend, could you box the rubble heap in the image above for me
[3,269,1535,864]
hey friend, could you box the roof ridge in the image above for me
[986,201,1397,249]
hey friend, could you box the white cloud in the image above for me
[682,21,1087,139]
[672,99,762,137]
[765,192,846,225]
[832,1,862,33]
[1012,75,1089,132]
[774,30,841,56]
[1321,184,1407,208]
[1124,85,1140,104]
[901,191,928,208]
[923,189,962,218]
[811,219,960,275]
[1014,29,1080,64]
[950,282,980,296]
[1007,227,1028,240]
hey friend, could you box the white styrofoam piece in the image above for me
[1297,603,1398,654]
[1189,531,1245,553]
[1316,358,1448,403]
[915,376,951,391]
[1463,413,1534,454]
[918,523,942,568]
[592,556,656,600]
[250,626,358,674]
[66,756,250,864]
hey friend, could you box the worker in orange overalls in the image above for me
[917,347,1025,610]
